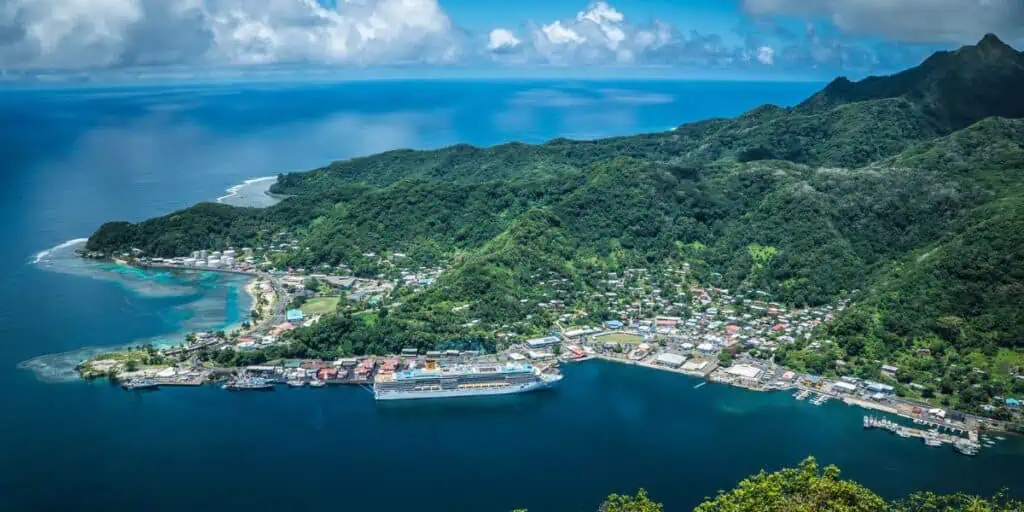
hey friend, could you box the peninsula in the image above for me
[82,35,1024,433]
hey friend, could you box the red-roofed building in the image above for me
[270,322,295,336]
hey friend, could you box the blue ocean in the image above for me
[2,80,1021,511]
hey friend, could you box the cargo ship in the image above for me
[373,362,562,400]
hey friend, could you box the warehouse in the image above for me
[725,364,762,380]
[527,336,561,349]
[655,353,686,368]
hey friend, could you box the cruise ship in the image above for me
[373,362,562,400]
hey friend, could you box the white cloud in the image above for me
[0,0,962,75]
[540,21,586,45]
[490,1,699,66]
[576,2,624,25]
[742,0,1024,44]
[487,28,521,51]
[0,0,459,69]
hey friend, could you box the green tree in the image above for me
[694,457,886,512]
[718,351,733,367]
[891,489,1023,512]
[600,489,663,512]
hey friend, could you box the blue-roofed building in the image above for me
[865,381,894,393]
[605,320,624,329]
[286,309,304,322]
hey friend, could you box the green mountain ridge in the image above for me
[86,36,1024,415]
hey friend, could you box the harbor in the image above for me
[29,357,1024,512]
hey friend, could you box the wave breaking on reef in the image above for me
[216,176,280,208]
[32,237,88,264]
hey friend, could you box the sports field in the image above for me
[300,297,340,315]
[596,332,644,344]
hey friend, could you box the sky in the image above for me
[2,0,1023,82]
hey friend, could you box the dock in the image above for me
[863,415,981,455]
[153,375,205,386]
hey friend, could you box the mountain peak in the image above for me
[797,34,1024,128]
[966,33,1018,60]
[978,33,1009,50]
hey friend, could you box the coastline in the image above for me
[577,355,1010,440]
[22,259,257,382]
[47,260,1016,439]
[215,176,283,208]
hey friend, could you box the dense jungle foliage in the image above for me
[545,457,1022,511]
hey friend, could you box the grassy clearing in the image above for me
[597,332,644,344]
[301,297,340,315]
[91,349,150,362]
[354,310,378,327]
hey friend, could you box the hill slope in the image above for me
[86,37,1024,414]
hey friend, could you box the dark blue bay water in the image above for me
[2,80,1021,511]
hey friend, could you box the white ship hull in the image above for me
[375,375,561,401]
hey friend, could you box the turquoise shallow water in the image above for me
[2,80,1022,511]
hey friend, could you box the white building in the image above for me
[527,336,561,349]
[832,381,858,393]
[681,360,709,372]
[527,350,553,360]
[725,365,762,380]
[655,353,686,368]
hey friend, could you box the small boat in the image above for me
[286,379,306,388]
[693,382,706,389]
[924,435,942,447]
[122,378,160,391]
[954,441,980,456]
[309,379,326,388]
[996,436,1006,441]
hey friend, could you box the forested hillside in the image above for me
[87,35,1024,412]
[552,458,1022,511]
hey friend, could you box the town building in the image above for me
[527,336,561,349]
[725,365,762,380]
[655,353,686,368]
